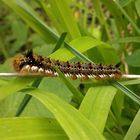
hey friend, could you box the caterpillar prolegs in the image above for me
[13,50,122,80]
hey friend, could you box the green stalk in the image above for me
[91,0,112,40]
[15,78,43,116]
[112,81,140,105]
[114,0,140,35]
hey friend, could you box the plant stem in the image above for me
[113,0,140,35]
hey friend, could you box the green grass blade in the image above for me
[124,109,140,140]
[0,78,34,101]
[121,79,140,85]
[54,66,83,104]
[79,86,117,133]
[15,94,32,116]
[112,81,140,105]
[52,32,67,53]
[2,0,58,44]
[119,0,134,7]
[28,89,106,140]
[0,117,68,140]
[64,43,93,63]
[111,36,140,43]
[50,36,110,61]
[40,0,81,41]
[114,0,140,35]
[135,0,140,17]
[101,0,126,33]
[91,0,111,39]
[15,77,43,116]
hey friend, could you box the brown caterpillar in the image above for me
[13,50,122,80]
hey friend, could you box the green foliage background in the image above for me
[0,0,140,139]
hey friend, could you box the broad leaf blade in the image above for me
[0,78,33,101]
[124,109,140,140]
[29,89,106,140]
[0,117,68,140]
[50,36,110,61]
[79,86,117,133]
[54,67,83,104]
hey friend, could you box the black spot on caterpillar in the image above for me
[13,50,122,80]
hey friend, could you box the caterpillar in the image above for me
[13,50,122,80]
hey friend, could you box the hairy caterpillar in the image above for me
[13,50,122,80]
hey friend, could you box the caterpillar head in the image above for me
[13,50,37,72]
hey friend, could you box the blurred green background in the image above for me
[0,0,140,140]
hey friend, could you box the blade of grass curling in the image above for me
[0,117,68,140]
[124,109,140,140]
[79,86,117,133]
[28,89,106,140]
[54,66,83,104]
[0,77,34,101]
[111,81,140,105]
[15,77,43,116]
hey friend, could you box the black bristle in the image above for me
[25,49,36,66]
[115,62,121,68]
[26,49,33,58]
